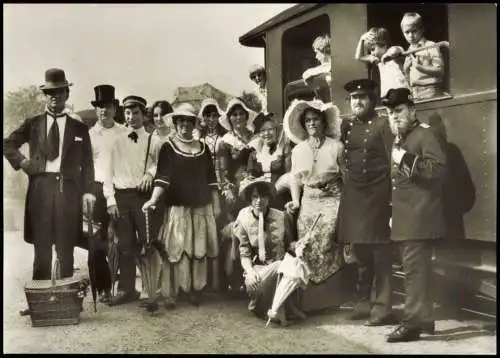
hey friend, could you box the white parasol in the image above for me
[266,213,322,327]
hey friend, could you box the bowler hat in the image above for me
[40,68,73,90]
[344,79,377,95]
[381,88,414,107]
[123,95,147,109]
[91,85,116,107]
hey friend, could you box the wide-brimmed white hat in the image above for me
[198,98,223,119]
[163,102,198,128]
[219,97,257,132]
[283,99,341,144]
[239,176,277,202]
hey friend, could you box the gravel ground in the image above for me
[3,231,373,354]
[3,230,496,354]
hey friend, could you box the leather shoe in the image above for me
[421,321,436,335]
[108,290,140,306]
[387,325,421,343]
[364,315,399,327]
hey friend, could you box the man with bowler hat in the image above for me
[383,88,447,342]
[3,68,96,280]
[103,95,157,306]
[338,79,397,326]
[88,84,126,303]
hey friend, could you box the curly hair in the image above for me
[365,27,391,49]
[299,107,327,131]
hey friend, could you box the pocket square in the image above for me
[74,136,83,142]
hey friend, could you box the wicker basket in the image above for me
[23,250,89,327]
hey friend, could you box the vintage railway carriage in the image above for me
[239,3,496,319]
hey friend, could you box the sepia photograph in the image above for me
[3,3,497,354]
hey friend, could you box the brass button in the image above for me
[363,169,367,173]
[392,186,397,190]
[365,129,370,133]
[345,140,349,144]
[368,120,373,125]
[363,139,367,143]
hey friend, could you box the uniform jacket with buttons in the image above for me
[391,121,447,241]
[337,113,393,244]
[340,114,393,188]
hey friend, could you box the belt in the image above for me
[114,187,140,193]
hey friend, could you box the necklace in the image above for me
[175,134,194,143]
[308,136,324,162]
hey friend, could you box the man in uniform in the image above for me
[88,84,126,303]
[383,88,447,342]
[3,68,96,280]
[103,95,157,306]
[338,79,396,326]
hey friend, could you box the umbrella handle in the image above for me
[145,210,150,244]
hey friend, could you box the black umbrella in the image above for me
[85,217,98,313]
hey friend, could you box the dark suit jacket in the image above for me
[3,112,95,244]
[391,122,447,241]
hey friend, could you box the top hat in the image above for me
[40,68,73,90]
[123,95,147,109]
[91,85,116,107]
[343,79,378,95]
[381,88,414,107]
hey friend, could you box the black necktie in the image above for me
[128,131,138,143]
[46,114,61,161]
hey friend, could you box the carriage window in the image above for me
[366,3,451,104]
[282,14,331,110]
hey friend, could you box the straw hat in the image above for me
[163,102,198,128]
[282,99,341,144]
[218,97,257,132]
[239,176,277,203]
[198,98,223,119]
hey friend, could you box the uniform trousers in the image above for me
[352,243,394,319]
[29,173,80,280]
[399,240,434,327]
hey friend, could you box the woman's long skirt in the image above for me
[157,203,218,300]
[297,186,355,311]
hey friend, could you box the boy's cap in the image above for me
[122,95,147,108]
[381,88,414,107]
[344,79,378,95]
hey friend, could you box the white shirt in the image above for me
[103,126,156,207]
[377,60,409,98]
[88,121,126,183]
[45,112,67,173]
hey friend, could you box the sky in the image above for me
[3,3,295,111]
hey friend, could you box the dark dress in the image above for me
[154,139,219,299]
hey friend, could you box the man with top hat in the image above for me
[382,88,447,342]
[103,95,157,306]
[337,79,396,326]
[88,84,126,303]
[249,64,268,114]
[3,68,96,280]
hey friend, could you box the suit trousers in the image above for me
[114,189,163,294]
[400,240,434,327]
[352,243,394,319]
[29,173,80,280]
